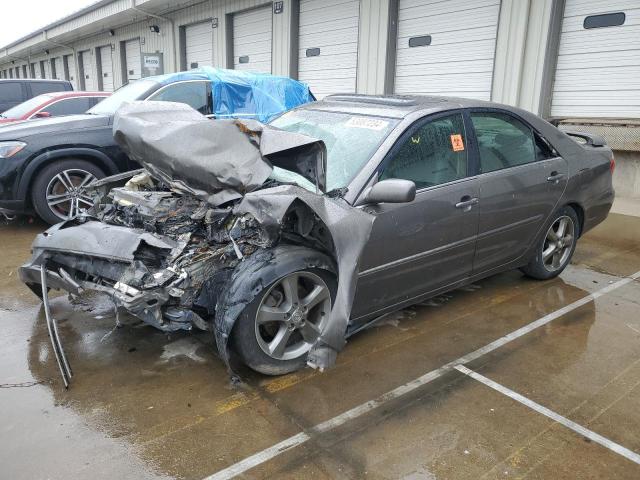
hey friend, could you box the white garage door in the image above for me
[394,0,501,100]
[42,60,51,79]
[79,50,96,91]
[298,0,360,99]
[99,46,114,92]
[64,55,77,88]
[125,39,142,82]
[32,63,41,79]
[51,58,61,79]
[233,6,272,73]
[185,21,213,69]
[551,0,640,118]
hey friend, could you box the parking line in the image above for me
[203,270,640,480]
[455,365,640,465]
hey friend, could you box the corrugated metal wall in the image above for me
[0,0,632,123]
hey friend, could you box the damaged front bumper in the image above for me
[19,220,210,333]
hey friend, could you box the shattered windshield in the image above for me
[270,109,398,192]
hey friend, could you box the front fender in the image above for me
[17,148,120,201]
[212,245,336,372]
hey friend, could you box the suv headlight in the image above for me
[0,141,26,158]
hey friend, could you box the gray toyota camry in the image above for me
[19,95,615,384]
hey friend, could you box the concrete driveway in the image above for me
[1,213,639,480]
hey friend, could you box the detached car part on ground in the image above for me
[19,96,615,387]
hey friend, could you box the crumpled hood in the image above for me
[113,102,326,205]
[0,114,110,140]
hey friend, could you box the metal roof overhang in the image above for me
[0,0,206,62]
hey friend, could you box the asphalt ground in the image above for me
[1,212,639,479]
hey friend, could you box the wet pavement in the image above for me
[1,213,639,479]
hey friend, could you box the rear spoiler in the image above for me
[563,130,607,147]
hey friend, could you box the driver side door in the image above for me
[351,111,480,320]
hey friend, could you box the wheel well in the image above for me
[25,155,110,207]
[566,202,585,237]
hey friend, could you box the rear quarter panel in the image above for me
[509,107,614,235]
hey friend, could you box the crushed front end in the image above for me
[19,171,273,333]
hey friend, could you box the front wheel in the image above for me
[31,159,106,224]
[232,268,336,375]
[521,206,579,280]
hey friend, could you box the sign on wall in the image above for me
[142,52,163,77]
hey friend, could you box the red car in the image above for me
[0,91,109,124]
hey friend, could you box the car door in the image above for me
[469,109,568,274]
[146,80,213,116]
[351,111,480,320]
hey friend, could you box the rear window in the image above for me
[0,83,23,102]
[30,82,68,96]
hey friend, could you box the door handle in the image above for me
[455,196,479,210]
[547,171,565,183]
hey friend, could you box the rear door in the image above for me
[469,109,568,273]
[352,111,479,319]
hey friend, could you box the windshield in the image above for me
[270,109,398,192]
[87,79,158,115]
[1,94,53,119]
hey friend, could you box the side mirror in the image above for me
[34,111,51,118]
[358,179,416,206]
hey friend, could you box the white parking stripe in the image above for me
[455,365,640,465]
[204,271,640,480]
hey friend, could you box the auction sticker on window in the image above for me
[345,116,389,131]
[450,134,464,152]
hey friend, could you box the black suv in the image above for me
[0,79,73,113]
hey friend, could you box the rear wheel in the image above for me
[232,268,335,375]
[31,159,105,224]
[521,206,579,280]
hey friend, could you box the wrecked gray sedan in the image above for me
[20,95,614,385]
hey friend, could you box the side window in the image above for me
[31,82,67,96]
[148,81,211,115]
[380,113,468,189]
[471,112,536,173]
[42,97,94,116]
[534,132,556,161]
[0,83,23,102]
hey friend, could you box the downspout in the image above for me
[130,0,178,72]
[42,30,79,84]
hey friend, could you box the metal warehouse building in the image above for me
[0,0,638,198]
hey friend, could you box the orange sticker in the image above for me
[450,134,464,152]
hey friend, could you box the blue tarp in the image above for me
[153,67,314,123]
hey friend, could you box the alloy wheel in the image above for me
[255,271,331,361]
[542,215,575,272]
[45,168,96,220]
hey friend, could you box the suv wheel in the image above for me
[232,268,336,375]
[31,159,105,224]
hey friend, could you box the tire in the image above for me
[31,159,106,224]
[232,267,337,375]
[521,206,580,280]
